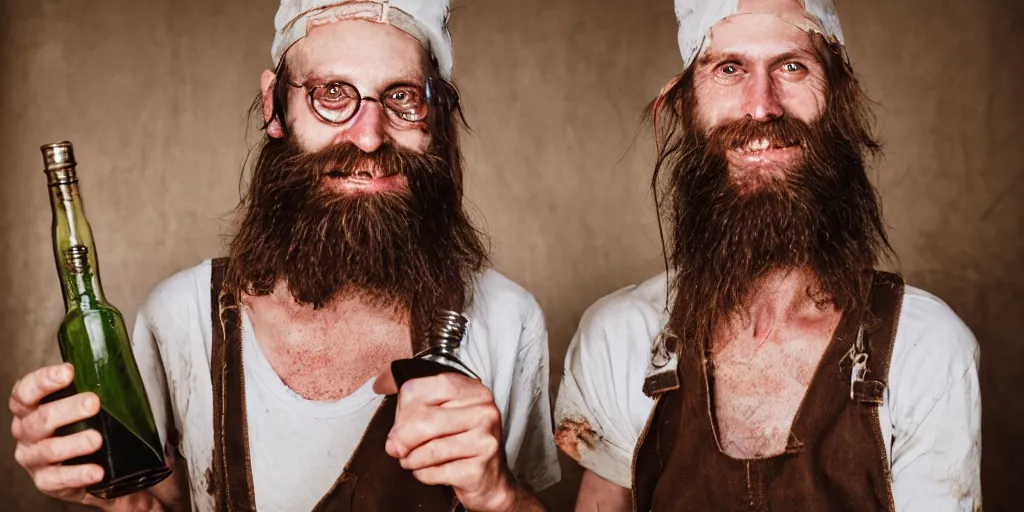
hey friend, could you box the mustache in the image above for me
[264,138,447,192]
[702,116,813,154]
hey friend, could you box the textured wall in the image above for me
[1,0,1020,510]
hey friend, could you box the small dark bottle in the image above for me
[391,310,479,389]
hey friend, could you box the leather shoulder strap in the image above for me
[851,271,905,404]
[209,257,258,510]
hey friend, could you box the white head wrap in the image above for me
[272,0,454,78]
[674,0,845,70]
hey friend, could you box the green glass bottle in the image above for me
[42,141,171,500]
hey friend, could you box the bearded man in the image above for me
[553,1,981,510]
[9,1,560,510]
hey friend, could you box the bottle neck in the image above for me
[65,267,99,310]
[426,311,468,355]
[48,177,106,308]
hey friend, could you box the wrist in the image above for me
[476,474,519,512]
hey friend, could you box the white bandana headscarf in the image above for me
[272,0,454,78]
[674,0,845,70]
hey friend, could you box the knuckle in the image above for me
[469,381,494,402]
[426,377,454,400]
[437,373,462,392]
[480,404,501,425]
[44,439,63,462]
[13,444,30,468]
[77,393,98,416]
[391,440,409,458]
[9,379,28,408]
[32,471,53,492]
[480,434,500,457]
[11,417,21,440]
[397,381,419,405]
[35,406,52,432]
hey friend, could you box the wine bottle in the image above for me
[42,141,171,500]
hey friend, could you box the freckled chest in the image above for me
[245,298,413,401]
[710,315,840,459]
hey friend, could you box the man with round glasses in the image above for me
[8,1,560,510]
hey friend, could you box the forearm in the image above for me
[574,470,630,512]
[504,484,550,512]
[475,474,550,512]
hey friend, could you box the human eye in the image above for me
[713,62,745,80]
[384,85,426,122]
[781,62,807,73]
[314,81,357,106]
[719,63,741,75]
[386,86,422,109]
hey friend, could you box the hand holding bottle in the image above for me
[373,371,520,512]
[10,364,169,511]
[9,363,104,504]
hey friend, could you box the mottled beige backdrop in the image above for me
[1,0,1020,510]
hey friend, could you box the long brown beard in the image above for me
[225,136,489,343]
[653,52,893,351]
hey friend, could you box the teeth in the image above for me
[744,138,770,152]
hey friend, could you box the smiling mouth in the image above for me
[326,168,387,180]
[322,167,407,194]
[734,137,800,154]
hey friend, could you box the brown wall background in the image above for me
[1,0,1020,510]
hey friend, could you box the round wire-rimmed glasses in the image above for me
[286,76,459,126]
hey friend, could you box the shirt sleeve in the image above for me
[553,289,659,489]
[888,292,982,512]
[127,262,208,462]
[130,307,176,458]
[499,297,562,493]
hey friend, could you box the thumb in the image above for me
[372,364,398,395]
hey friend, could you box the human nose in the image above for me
[742,71,783,121]
[337,99,386,153]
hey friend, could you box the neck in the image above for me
[714,267,836,353]
[241,280,414,401]
[243,280,413,346]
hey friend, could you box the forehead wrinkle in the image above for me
[285,20,427,91]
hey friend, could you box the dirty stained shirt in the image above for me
[554,272,982,511]
[131,259,562,512]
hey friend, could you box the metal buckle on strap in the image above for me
[847,326,869,400]
[846,325,886,405]
[642,331,681,397]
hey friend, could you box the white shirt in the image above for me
[554,272,982,511]
[131,259,561,512]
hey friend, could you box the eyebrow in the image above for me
[294,70,426,94]
[698,48,819,69]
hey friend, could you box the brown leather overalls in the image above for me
[632,271,905,512]
[207,258,465,511]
